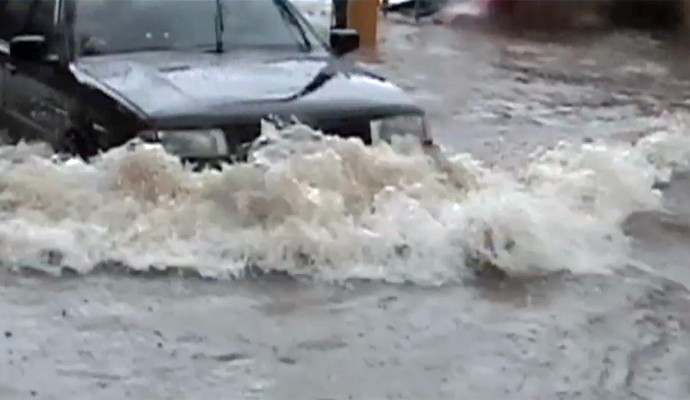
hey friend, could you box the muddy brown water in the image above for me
[3,18,690,400]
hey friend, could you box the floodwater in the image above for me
[3,4,690,400]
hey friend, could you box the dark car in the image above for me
[0,0,434,164]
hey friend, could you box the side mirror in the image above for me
[329,28,360,57]
[9,35,48,63]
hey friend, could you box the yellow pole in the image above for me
[347,0,379,48]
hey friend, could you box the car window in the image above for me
[0,0,57,43]
[72,0,323,56]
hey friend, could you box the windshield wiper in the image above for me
[275,0,312,52]
[214,0,225,53]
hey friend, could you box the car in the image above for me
[0,0,434,166]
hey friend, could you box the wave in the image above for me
[0,115,689,285]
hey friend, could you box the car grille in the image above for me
[310,118,372,145]
[220,121,263,161]
[218,117,372,161]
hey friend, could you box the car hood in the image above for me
[70,51,419,123]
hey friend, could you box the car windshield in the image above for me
[71,0,323,56]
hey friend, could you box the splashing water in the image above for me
[0,117,688,285]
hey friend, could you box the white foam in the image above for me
[0,117,688,285]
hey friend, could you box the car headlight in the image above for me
[370,114,431,144]
[137,129,228,157]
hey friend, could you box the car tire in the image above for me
[0,113,13,144]
[61,128,98,161]
[0,117,9,145]
[3,121,25,146]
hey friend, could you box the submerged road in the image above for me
[2,10,690,400]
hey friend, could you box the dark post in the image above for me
[332,0,349,28]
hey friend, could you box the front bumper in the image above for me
[143,114,434,167]
[180,139,438,170]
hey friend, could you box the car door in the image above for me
[0,0,25,140]
[0,42,6,143]
[2,0,72,147]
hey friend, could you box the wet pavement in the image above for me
[3,8,690,400]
